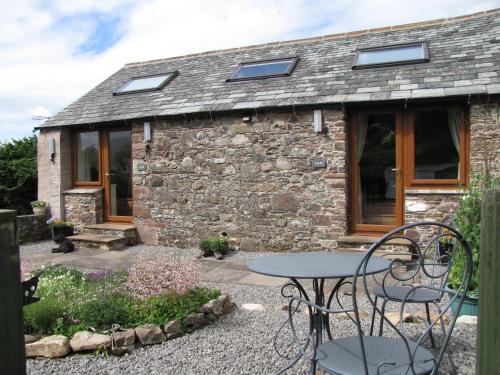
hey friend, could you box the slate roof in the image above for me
[41,9,500,128]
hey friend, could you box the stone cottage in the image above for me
[37,9,500,251]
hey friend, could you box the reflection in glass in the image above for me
[76,132,99,182]
[118,74,172,93]
[232,59,294,79]
[108,130,132,217]
[356,43,425,66]
[414,109,460,179]
[358,114,396,225]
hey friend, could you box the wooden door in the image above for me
[102,129,133,222]
[349,109,404,233]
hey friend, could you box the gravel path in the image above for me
[22,242,476,374]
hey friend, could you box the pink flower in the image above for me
[125,256,202,299]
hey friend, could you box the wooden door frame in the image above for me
[349,108,404,234]
[102,128,133,223]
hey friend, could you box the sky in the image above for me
[1,0,499,142]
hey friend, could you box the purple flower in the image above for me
[86,269,113,281]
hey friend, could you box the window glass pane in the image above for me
[76,132,99,182]
[414,109,460,180]
[356,43,425,66]
[118,74,171,93]
[232,59,294,79]
[358,114,396,225]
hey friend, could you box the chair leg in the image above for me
[425,303,436,348]
[378,299,388,336]
[369,296,378,336]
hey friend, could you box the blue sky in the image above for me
[1,0,499,142]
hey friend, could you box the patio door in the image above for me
[350,109,404,233]
[102,129,133,222]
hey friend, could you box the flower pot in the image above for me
[32,207,46,216]
[52,226,74,238]
[445,285,479,317]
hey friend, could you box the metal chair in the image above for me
[369,217,457,345]
[285,221,472,375]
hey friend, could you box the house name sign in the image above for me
[311,158,327,168]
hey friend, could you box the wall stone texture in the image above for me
[17,214,51,244]
[36,100,499,251]
[132,108,348,251]
[469,101,500,178]
[63,189,103,230]
[37,128,72,219]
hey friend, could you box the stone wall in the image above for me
[37,128,72,219]
[132,108,348,251]
[17,214,51,244]
[469,101,500,178]
[63,188,103,230]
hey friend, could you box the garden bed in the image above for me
[23,257,233,358]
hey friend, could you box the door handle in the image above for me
[392,167,401,180]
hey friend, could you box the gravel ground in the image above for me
[26,281,476,375]
[22,242,477,374]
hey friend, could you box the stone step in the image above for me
[337,235,413,256]
[68,234,128,251]
[81,223,137,245]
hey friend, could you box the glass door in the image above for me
[103,129,133,222]
[350,110,403,232]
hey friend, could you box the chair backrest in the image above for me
[351,221,473,375]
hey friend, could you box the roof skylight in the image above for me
[353,42,429,68]
[228,57,298,81]
[114,71,178,95]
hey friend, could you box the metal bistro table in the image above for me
[247,252,390,373]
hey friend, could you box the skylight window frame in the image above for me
[113,71,179,95]
[226,57,299,82]
[352,41,429,69]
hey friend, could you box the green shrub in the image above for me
[75,293,132,331]
[199,239,212,256]
[449,173,499,295]
[24,295,65,334]
[0,136,37,214]
[24,266,221,336]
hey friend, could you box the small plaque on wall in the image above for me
[311,158,327,168]
[137,163,147,172]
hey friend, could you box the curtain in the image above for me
[357,114,369,223]
[447,108,461,178]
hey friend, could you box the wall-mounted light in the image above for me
[144,121,152,142]
[48,137,55,161]
[313,110,323,133]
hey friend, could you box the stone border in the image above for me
[25,293,234,358]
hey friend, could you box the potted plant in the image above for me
[199,234,229,259]
[47,218,75,238]
[30,200,47,216]
[447,173,498,316]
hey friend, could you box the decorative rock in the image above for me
[25,335,70,358]
[219,294,234,314]
[184,313,207,329]
[456,315,477,325]
[135,324,165,345]
[241,303,265,312]
[111,329,135,355]
[25,334,39,344]
[203,298,223,316]
[385,312,414,325]
[205,312,217,323]
[70,331,111,352]
[163,320,183,339]
[339,310,369,320]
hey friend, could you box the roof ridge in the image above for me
[124,7,500,68]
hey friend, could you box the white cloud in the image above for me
[0,0,498,141]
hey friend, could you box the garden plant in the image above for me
[22,256,220,337]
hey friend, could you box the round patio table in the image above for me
[247,252,390,374]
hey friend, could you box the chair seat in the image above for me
[373,285,441,302]
[316,336,435,375]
